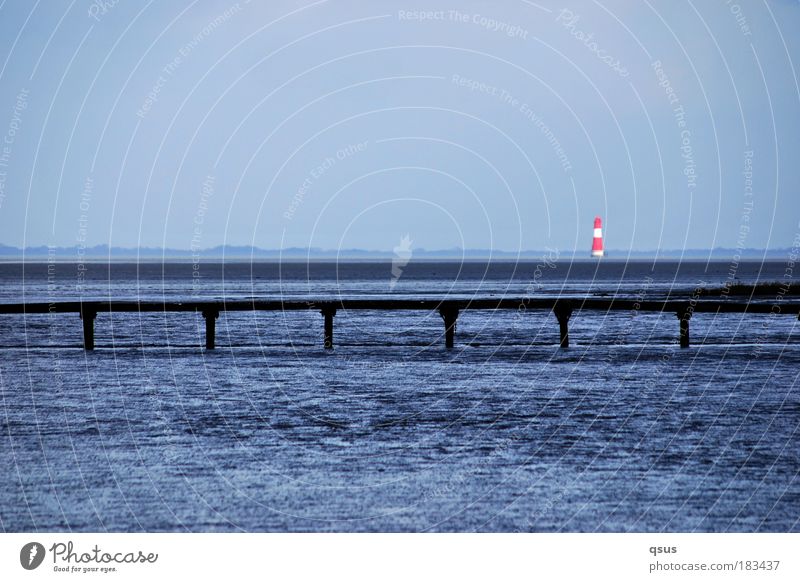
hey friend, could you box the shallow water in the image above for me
[0,261,798,531]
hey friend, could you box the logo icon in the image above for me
[20,542,46,570]
[390,234,413,290]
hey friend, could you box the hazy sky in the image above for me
[0,0,798,254]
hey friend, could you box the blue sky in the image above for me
[0,0,798,253]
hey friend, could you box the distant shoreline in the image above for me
[0,248,793,263]
[0,257,792,265]
[0,244,795,260]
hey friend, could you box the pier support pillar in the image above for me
[439,305,459,348]
[553,300,573,348]
[321,307,336,349]
[80,307,97,351]
[203,309,219,350]
[677,305,692,348]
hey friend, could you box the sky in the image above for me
[0,0,798,255]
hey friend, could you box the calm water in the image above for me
[0,261,798,532]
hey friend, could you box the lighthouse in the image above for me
[591,216,605,258]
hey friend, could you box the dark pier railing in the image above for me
[0,298,798,351]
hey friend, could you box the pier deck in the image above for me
[0,297,797,350]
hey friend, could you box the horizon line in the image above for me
[0,243,794,254]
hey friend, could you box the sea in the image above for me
[0,260,797,532]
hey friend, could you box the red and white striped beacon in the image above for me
[591,216,605,258]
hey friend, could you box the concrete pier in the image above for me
[80,306,96,351]
[438,305,459,349]
[553,300,573,348]
[203,308,219,350]
[321,307,336,349]
[677,305,693,348]
[1,297,797,351]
